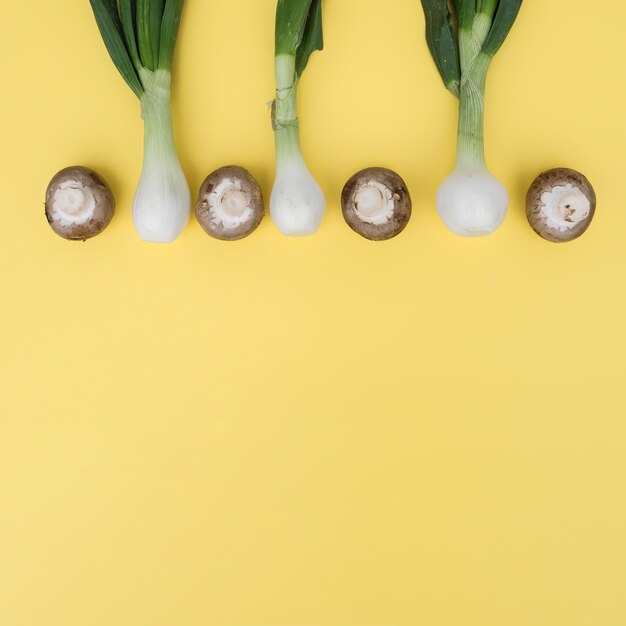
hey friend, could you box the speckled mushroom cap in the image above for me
[526,168,596,243]
[195,166,264,241]
[341,168,412,241]
[45,166,115,241]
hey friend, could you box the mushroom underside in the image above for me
[342,168,411,241]
[195,166,264,240]
[45,166,115,240]
[526,168,596,243]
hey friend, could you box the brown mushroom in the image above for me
[526,168,596,243]
[195,166,264,241]
[342,168,412,241]
[45,166,115,240]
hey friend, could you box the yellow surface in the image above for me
[1,1,625,625]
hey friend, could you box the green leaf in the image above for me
[91,0,120,27]
[137,0,166,70]
[275,0,315,57]
[119,0,143,74]
[89,0,144,97]
[452,0,475,30]
[150,0,166,64]
[159,0,185,71]
[296,0,323,77]
[482,0,523,57]
[477,0,498,19]
[420,0,461,97]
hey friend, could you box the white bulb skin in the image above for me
[132,155,191,244]
[436,168,509,238]
[134,71,191,244]
[270,160,325,237]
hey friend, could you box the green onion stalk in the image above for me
[89,0,190,243]
[271,0,325,236]
[420,0,523,237]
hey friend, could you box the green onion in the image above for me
[89,0,190,243]
[420,0,522,237]
[271,0,326,236]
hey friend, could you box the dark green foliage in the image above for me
[452,0,475,31]
[159,0,186,71]
[482,0,523,57]
[89,0,144,97]
[137,0,165,70]
[89,0,185,96]
[119,0,142,72]
[419,0,523,94]
[296,0,323,77]
[276,0,324,76]
[420,0,460,96]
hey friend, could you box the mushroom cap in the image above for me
[45,166,115,241]
[341,167,412,241]
[526,168,596,243]
[195,166,264,241]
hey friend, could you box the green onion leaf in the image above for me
[137,0,166,71]
[452,0,475,31]
[296,0,323,77]
[119,0,143,75]
[150,0,166,65]
[477,0,498,19]
[420,0,461,97]
[482,0,523,57]
[89,0,144,97]
[275,0,314,57]
[159,0,185,71]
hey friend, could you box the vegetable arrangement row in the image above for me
[45,0,596,245]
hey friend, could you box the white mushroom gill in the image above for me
[540,184,591,233]
[207,179,254,231]
[52,180,96,225]
[353,181,395,225]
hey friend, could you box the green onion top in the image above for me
[481,0,523,57]
[89,0,185,98]
[420,0,461,96]
[275,0,324,78]
[420,0,523,97]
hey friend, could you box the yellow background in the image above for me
[1,1,625,624]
